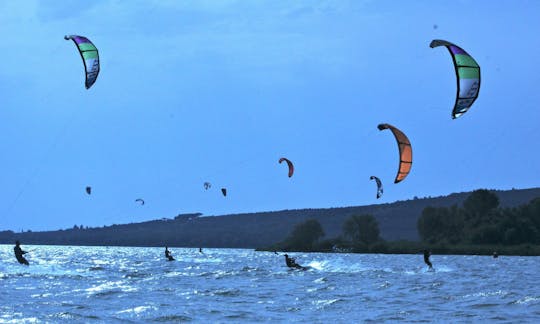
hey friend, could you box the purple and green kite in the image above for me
[65,35,100,89]
[430,39,480,119]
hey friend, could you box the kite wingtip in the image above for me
[429,39,444,48]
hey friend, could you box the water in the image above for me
[1,245,539,323]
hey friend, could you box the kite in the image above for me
[430,39,480,119]
[204,182,211,190]
[221,188,227,197]
[135,198,145,205]
[370,176,383,199]
[278,157,294,178]
[85,186,92,195]
[64,35,100,89]
[377,123,412,183]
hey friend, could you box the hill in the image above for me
[1,188,539,248]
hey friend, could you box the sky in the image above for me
[1,0,539,231]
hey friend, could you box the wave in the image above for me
[151,315,193,322]
[49,311,101,321]
[117,305,157,314]
[85,281,138,298]
[212,288,242,297]
[122,270,151,279]
[312,298,343,310]
[512,296,540,305]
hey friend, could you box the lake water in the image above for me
[1,245,539,322]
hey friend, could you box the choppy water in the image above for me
[1,245,539,323]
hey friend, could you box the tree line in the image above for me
[417,189,540,245]
[270,189,540,254]
[272,214,384,253]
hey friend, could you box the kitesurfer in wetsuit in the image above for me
[14,241,29,265]
[165,246,174,261]
[423,250,433,269]
[199,247,203,253]
[284,254,304,270]
[493,251,498,258]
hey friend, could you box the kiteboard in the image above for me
[289,265,310,271]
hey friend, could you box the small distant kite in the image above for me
[204,182,211,190]
[64,35,100,89]
[135,198,145,205]
[85,186,92,195]
[430,39,480,119]
[221,188,227,197]
[370,176,383,199]
[378,123,412,184]
[278,157,294,178]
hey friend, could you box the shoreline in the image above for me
[257,242,540,257]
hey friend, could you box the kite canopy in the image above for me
[370,176,383,199]
[135,198,145,205]
[204,182,211,190]
[377,123,412,184]
[65,35,100,89]
[278,157,294,178]
[430,39,480,119]
[85,186,91,195]
[221,188,227,197]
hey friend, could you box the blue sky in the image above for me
[1,0,539,231]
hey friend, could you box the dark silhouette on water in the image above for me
[14,241,29,265]
[284,254,307,270]
[423,250,433,269]
[165,247,174,261]
[199,247,203,253]
[493,251,499,258]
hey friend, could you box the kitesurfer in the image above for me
[14,241,29,265]
[165,247,174,261]
[284,254,305,270]
[199,247,203,253]
[423,250,433,269]
[493,251,499,258]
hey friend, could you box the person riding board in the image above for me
[423,250,433,269]
[165,246,174,261]
[284,254,305,270]
[14,241,29,265]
